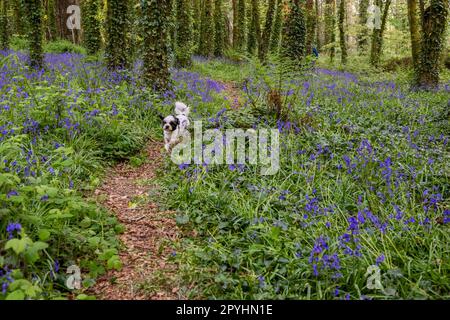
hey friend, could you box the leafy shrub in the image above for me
[44,40,87,54]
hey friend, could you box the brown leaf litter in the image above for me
[88,140,183,300]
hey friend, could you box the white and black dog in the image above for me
[160,101,190,152]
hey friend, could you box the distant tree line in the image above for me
[0,0,448,90]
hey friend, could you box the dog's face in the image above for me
[160,115,179,132]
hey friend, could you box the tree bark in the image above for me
[370,0,391,66]
[407,0,421,67]
[259,0,276,61]
[416,0,449,88]
[357,0,369,53]
[338,0,347,64]
[305,0,316,56]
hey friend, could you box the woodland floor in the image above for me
[89,82,241,300]
[89,140,182,300]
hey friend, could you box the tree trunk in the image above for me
[175,0,193,66]
[315,0,321,50]
[407,0,421,66]
[259,0,276,61]
[0,0,8,50]
[23,0,44,68]
[236,0,246,51]
[305,0,316,56]
[142,0,171,91]
[282,0,306,62]
[82,0,101,55]
[338,0,346,64]
[105,0,129,70]
[325,0,335,61]
[247,0,261,55]
[370,0,391,67]
[357,0,369,53]
[416,0,449,88]
[199,0,213,56]
[214,0,224,57]
[269,0,283,54]
[232,0,238,48]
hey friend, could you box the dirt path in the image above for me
[89,140,182,300]
[220,81,243,109]
[88,81,243,300]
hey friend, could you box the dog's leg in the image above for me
[164,132,171,152]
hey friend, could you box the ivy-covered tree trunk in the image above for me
[282,0,306,62]
[325,0,335,62]
[305,0,316,56]
[315,0,321,49]
[235,0,246,51]
[199,0,213,56]
[142,0,171,92]
[83,0,101,55]
[247,0,261,55]
[338,0,347,64]
[369,0,391,67]
[0,0,8,50]
[407,0,421,67]
[258,0,276,61]
[12,0,25,36]
[269,0,283,54]
[213,0,224,57]
[193,0,201,51]
[232,0,238,48]
[416,0,448,88]
[357,0,369,53]
[106,0,129,70]
[175,0,192,66]
[22,0,44,69]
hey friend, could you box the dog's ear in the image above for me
[158,114,164,121]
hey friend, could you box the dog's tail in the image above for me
[175,101,190,117]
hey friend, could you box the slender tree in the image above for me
[357,0,369,53]
[142,0,171,91]
[175,0,193,66]
[259,0,276,61]
[282,0,306,62]
[305,0,316,56]
[270,0,283,54]
[193,0,201,49]
[199,0,213,56]
[315,0,321,49]
[22,0,44,69]
[338,0,347,64]
[0,0,8,50]
[369,0,391,66]
[214,0,224,57]
[325,0,335,61]
[83,0,101,55]
[416,0,448,88]
[236,0,246,51]
[106,0,129,70]
[12,0,25,36]
[407,0,421,67]
[247,0,261,55]
[232,0,238,48]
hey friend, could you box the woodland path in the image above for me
[89,81,242,300]
[89,140,182,299]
